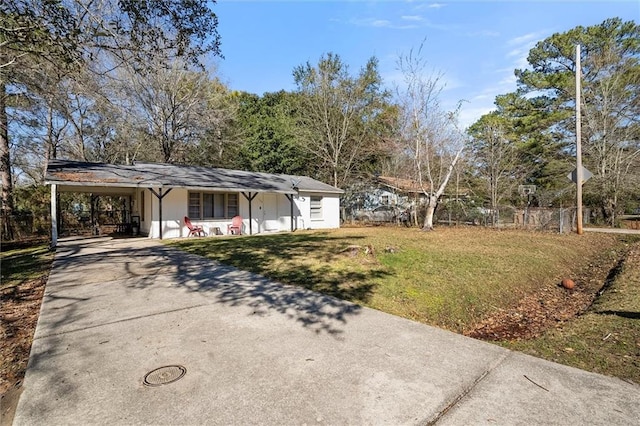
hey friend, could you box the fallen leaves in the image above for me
[464,245,628,342]
[0,276,47,395]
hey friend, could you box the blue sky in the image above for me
[213,0,639,128]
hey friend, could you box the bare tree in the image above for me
[1,0,221,237]
[293,53,389,187]
[122,61,231,163]
[582,46,640,224]
[396,45,464,230]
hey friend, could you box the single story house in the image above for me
[45,160,344,246]
[373,176,469,207]
[376,176,426,207]
[347,176,429,211]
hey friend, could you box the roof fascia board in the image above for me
[180,185,297,195]
[47,180,299,195]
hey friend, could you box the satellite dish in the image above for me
[291,178,301,189]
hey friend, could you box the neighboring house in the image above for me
[375,176,469,207]
[348,176,429,212]
[376,176,427,207]
[45,160,343,246]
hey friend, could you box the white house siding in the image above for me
[148,189,186,239]
[144,189,341,239]
[295,192,341,230]
[295,194,310,230]
[278,194,295,231]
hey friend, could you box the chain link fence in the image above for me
[433,204,587,233]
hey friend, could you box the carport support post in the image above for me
[285,194,296,231]
[241,192,258,235]
[50,184,58,248]
[149,187,172,239]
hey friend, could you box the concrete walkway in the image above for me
[14,236,640,425]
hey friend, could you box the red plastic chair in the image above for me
[227,216,243,235]
[184,216,205,237]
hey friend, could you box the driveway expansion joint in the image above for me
[425,351,511,425]
[34,302,217,340]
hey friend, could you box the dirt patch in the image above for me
[0,276,47,425]
[464,244,629,341]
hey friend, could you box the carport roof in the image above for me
[45,160,344,195]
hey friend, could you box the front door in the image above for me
[261,194,279,232]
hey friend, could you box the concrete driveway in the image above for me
[14,236,640,425]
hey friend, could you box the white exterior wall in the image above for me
[138,189,153,236]
[148,188,187,239]
[145,188,341,239]
[294,192,341,230]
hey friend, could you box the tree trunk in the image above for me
[419,147,464,232]
[0,82,14,239]
[422,195,437,231]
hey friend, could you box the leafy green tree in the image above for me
[515,17,640,223]
[233,91,312,175]
[490,92,572,207]
[468,112,526,224]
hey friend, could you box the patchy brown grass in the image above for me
[503,240,640,384]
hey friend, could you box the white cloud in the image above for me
[507,32,542,47]
[428,3,446,9]
[458,105,496,129]
[349,17,419,30]
[401,15,424,22]
[507,47,527,58]
[372,19,392,27]
[498,73,517,86]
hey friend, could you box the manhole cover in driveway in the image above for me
[143,365,187,387]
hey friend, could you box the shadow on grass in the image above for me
[595,310,640,320]
[1,246,53,291]
[170,232,386,304]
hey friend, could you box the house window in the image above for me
[310,196,322,220]
[227,193,239,217]
[188,193,201,218]
[188,192,239,219]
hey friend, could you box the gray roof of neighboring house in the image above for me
[45,160,344,195]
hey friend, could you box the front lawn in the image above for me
[168,227,621,333]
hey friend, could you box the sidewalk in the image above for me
[13,236,640,425]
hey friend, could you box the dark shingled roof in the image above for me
[45,160,343,194]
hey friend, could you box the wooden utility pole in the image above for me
[576,44,584,235]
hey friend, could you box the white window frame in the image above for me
[188,192,239,220]
[310,196,323,220]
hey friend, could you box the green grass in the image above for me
[1,244,54,290]
[169,227,621,332]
